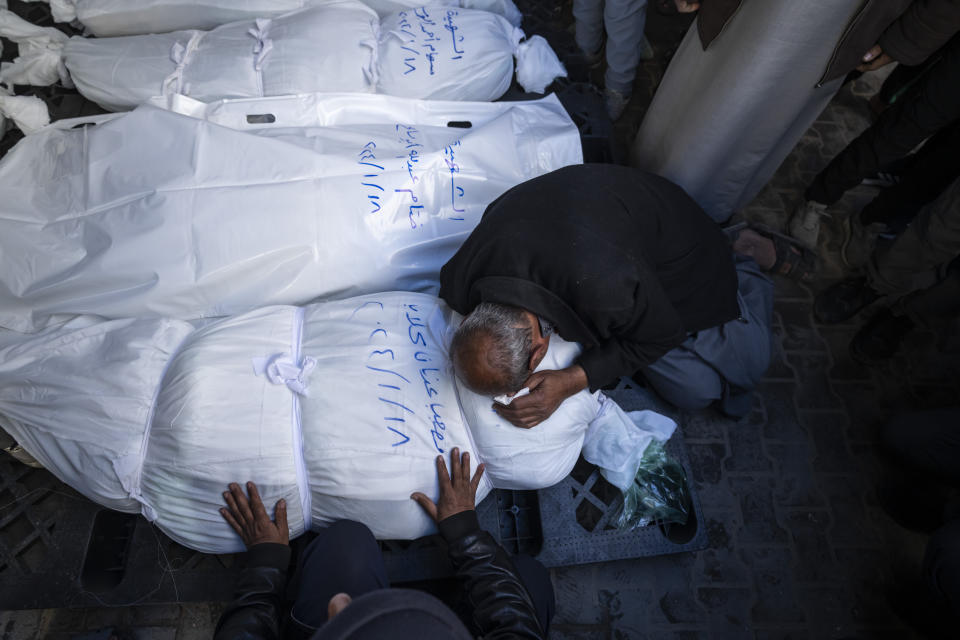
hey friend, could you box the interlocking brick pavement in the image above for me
[2,2,957,638]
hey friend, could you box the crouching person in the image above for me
[440,164,774,422]
[214,448,554,639]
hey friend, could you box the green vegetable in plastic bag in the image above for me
[614,441,690,530]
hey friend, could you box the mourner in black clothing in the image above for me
[440,164,773,423]
[214,449,554,639]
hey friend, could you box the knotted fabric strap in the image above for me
[162,30,205,97]
[248,18,274,72]
[252,353,317,396]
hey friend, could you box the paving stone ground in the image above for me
[2,3,958,639]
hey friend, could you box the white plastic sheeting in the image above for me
[0,87,50,137]
[0,293,672,551]
[0,91,581,333]
[0,8,70,87]
[31,0,522,35]
[0,3,564,113]
[376,7,563,100]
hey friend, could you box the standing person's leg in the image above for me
[816,177,960,324]
[510,555,556,634]
[290,520,389,632]
[848,259,960,363]
[804,35,960,207]
[896,256,960,328]
[869,176,960,296]
[573,0,605,58]
[858,119,960,229]
[601,0,647,118]
[602,0,646,94]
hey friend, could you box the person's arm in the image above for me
[497,271,686,429]
[864,0,960,70]
[412,449,545,639]
[214,482,291,640]
[492,364,588,429]
[576,328,684,392]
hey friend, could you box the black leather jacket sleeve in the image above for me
[213,543,291,640]
[440,511,546,639]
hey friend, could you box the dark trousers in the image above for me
[881,408,960,614]
[867,176,960,330]
[805,34,960,206]
[290,520,555,635]
[858,119,960,230]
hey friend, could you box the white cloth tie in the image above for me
[163,30,205,96]
[248,19,274,72]
[252,353,317,396]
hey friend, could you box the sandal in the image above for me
[727,222,818,283]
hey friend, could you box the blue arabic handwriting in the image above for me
[362,305,412,447]
[394,8,449,76]
[395,124,423,184]
[420,367,441,398]
[358,141,385,214]
[350,299,384,320]
[428,402,447,452]
[359,301,454,452]
[443,10,464,57]
[443,141,466,219]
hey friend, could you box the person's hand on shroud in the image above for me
[411,447,485,522]
[857,44,893,72]
[220,481,289,548]
[493,365,588,429]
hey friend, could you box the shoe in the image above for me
[639,35,655,61]
[604,88,630,121]
[813,276,881,324]
[787,200,829,250]
[849,307,914,364]
[730,222,818,282]
[841,214,885,268]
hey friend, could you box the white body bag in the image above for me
[31,0,524,34]
[0,91,581,333]
[0,293,674,552]
[0,4,565,121]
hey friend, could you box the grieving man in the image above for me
[440,164,773,425]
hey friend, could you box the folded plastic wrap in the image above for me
[0,91,581,333]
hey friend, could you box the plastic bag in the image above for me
[614,441,690,530]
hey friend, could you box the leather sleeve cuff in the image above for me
[246,543,291,572]
[438,510,481,543]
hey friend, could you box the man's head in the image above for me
[450,302,550,396]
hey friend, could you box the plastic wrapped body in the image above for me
[0,293,634,551]
[0,92,581,333]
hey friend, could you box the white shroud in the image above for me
[0,91,581,333]
[0,293,673,552]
